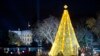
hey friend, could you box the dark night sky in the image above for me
[0,0,100,30]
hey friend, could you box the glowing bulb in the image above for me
[10,52,13,54]
[64,5,68,9]
[22,51,24,53]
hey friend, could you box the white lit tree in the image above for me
[33,15,59,44]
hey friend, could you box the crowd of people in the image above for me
[0,47,100,56]
[0,47,49,56]
[78,47,100,56]
[0,48,36,56]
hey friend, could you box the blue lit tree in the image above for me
[76,26,93,47]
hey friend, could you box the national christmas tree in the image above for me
[49,5,80,56]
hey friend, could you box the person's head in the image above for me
[57,51,63,56]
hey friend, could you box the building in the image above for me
[9,29,33,46]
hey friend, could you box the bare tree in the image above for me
[85,14,100,43]
[33,15,59,44]
[86,15,100,37]
[86,17,96,28]
[76,25,93,47]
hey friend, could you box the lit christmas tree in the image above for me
[49,5,80,56]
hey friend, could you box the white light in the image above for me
[64,5,68,9]
[94,51,97,54]
[22,51,24,53]
[10,52,13,54]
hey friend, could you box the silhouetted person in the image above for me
[57,51,63,56]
